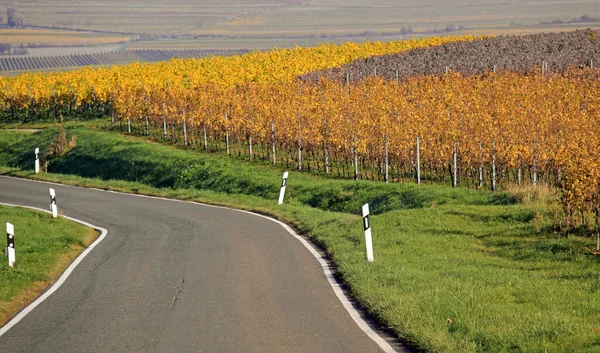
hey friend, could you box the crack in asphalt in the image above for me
[170,278,185,310]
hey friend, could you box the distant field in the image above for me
[0,0,285,34]
[200,0,600,38]
[0,0,598,49]
[8,45,124,58]
[126,24,600,51]
[0,0,598,74]
[0,29,131,46]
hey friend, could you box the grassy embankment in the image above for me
[0,204,97,327]
[0,127,599,352]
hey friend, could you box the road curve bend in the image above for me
[0,176,402,353]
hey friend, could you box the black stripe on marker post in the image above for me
[6,223,15,257]
[363,215,370,231]
[6,222,15,267]
[7,231,14,249]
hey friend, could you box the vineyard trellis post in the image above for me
[532,140,538,185]
[416,136,421,185]
[297,117,302,170]
[143,83,149,136]
[249,134,253,159]
[324,140,329,174]
[183,108,188,146]
[479,141,484,189]
[323,115,329,174]
[595,207,599,252]
[203,123,208,150]
[162,102,167,140]
[517,151,522,186]
[110,90,115,126]
[70,86,76,116]
[542,60,548,75]
[353,133,359,180]
[6,84,15,120]
[452,140,458,188]
[50,87,56,120]
[321,88,329,174]
[226,126,230,155]
[384,134,389,182]
[247,94,254,159]
[226,108,231,155]
[271,121,276,164]
[297,79,303,171]
[204,106,210,150]
[491,139,497,192]
[27,85,32,121]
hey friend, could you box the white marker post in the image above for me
[49,188,58,218]
[6,222,15,267]
[34,147,40,174]
[278,171,288,205]
[362,203,374,262]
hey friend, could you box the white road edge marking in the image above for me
[0,176,397,352]
[0,201,108,338]
[235,209,398,353]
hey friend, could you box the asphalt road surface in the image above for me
[0,176,399,353]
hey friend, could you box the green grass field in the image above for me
[0,204,97,327]
[0,126,598,352]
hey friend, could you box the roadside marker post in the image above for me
[362,203,374,262]
[35,148,40,174]
[49,188,58,218]
[278,172,289,205]
[6,222,15,267]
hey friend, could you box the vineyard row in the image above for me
[104,70,600,229]
[302,29,600,83]
[3,70,599,227]
[0,48,252,73]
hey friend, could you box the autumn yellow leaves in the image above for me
[1,34,598,226]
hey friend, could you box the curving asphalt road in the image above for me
[0,176,401,353]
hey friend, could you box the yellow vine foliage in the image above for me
[107,71,600,222]
[5,35,600,224]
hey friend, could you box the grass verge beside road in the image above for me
[0,205,97,327]
[0,127,599,352]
